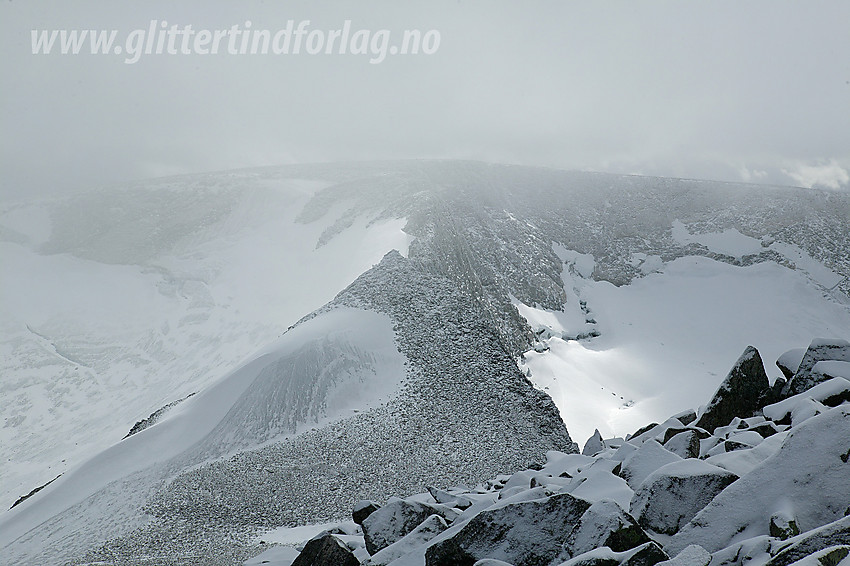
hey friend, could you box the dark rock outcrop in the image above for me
[290,532,359,566]
[694,346,770,433]
[353,500,381,526]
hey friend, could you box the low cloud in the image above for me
[737,165,768,183]
[782,160,850,190]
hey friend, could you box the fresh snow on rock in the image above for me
[671,220,765,259]
[630,459,738,535]
[669,405,850,554]
[777,348,807,380]
[813,360,850,380]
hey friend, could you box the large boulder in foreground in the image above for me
[366,514,448,566]
[557,541,669,566]
[630,459,738,535]
[291,532,359,566]
[362,497,458,555]
[425,492,592,566]
[781,338,850,398]
[562,500,651,559]
[669,406,850,555]
[765,515,850,566]
[618,440,682,490]
[694,346,771,433]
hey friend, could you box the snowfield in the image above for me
[518,251,850,443]
[0,175,410,511]
[0,306,405,557]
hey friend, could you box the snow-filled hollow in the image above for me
[516,248,850,445]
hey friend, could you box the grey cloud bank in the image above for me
[2,1,849,200]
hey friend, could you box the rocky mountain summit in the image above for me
[278,338,850,566]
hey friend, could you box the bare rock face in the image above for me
[781,339,850,398]
[694,346,771,433]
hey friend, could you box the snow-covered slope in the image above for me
[517,253,850,443]
[0,307,405,560]
[0,175,410,510]
[2,160,850,565]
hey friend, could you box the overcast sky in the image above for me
[2,1,849,200]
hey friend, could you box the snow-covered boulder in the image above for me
[555,541,668,566]
[813,360,850,381]
[781,338,850,397]
[366,514,448,566]
[763,516,850,566]
[627,418,685,445]
[428,486,472,509]
[363,497,459,555]
[291,532,360,566]
[769,509,800,540]
[776,348,806,381]
[424,492,592,566]
[763,378,850,423]
[354,500,382,525]
[694,346,771,433]
[670,409,697,427]
[630,459,738,535]
[669,406,850,555]
[777,546,850,566]
[583,430,605,456]
[561,500,651,559]
[655,545,711,566]
[618,440,682,490]
[662,431,700,459]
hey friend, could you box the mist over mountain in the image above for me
[1,161,849,565]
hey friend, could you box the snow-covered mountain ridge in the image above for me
[1,161,849,564]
